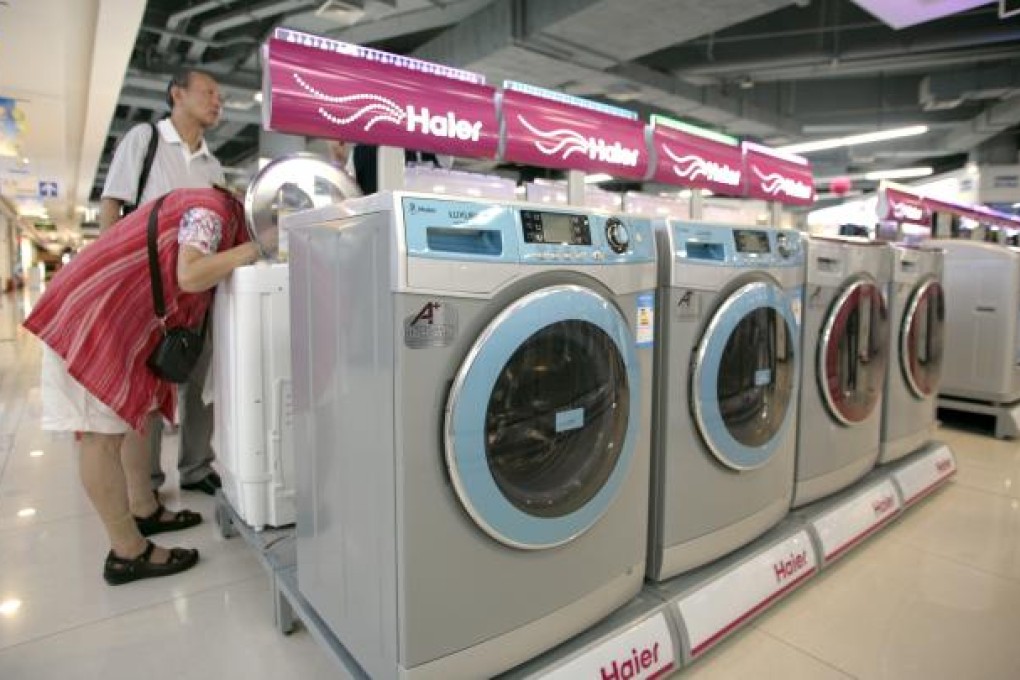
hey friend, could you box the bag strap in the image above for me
[146,194,212,336]
[126,121,160,215]
[146,194,170,320]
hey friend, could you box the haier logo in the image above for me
[872,494,896,516]
[294,74,483,141]
[752,166,812,200]
[892,200,924,222]
[599,643,663,680]
[661,144,741,186]
[773,550,809,584]
[517,115,640,167]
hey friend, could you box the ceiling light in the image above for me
[0,599,21,617]
[253,92,263,103]
[778,125,929,155]
[17,508,36,518]
[29,449,44,457]
[584,173,614,184]
[863,166,934,181]
[20,157,29,165]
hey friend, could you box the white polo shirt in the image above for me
[102,118,225,206]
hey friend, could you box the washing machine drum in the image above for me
[444,285,642,550]
[692,281,799,471]
[900,278,945,398]
[818,278,890,424]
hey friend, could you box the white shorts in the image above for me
[40,345,132,434]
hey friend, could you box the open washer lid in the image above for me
[244,153,362,258]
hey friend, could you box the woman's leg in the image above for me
[123,414,160,518]
[79,431,174,563]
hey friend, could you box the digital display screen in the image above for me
[733,229,771,254]
[541,213,575,244]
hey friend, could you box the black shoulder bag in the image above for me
[123,121,160,216]
[144,195,207,383]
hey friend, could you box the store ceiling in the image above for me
[7,0,1020,222]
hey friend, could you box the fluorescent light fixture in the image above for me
[584,173,614,184]
[29,449,44,457]
[16,508,35,518]
[778,125,928,155]
[253,92,263,103]
[863,166,934,181]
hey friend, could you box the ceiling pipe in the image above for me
[185,0,319,62]
[157,0,240,53]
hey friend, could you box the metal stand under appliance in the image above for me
[937,397,1020,439]
[212,490,369,679]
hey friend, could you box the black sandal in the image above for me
[134,503,202,537]
[103,541,200,586]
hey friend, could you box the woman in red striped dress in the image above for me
[24,187,264,585]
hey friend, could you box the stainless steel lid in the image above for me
[244,153,362,259]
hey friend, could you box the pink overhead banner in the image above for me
[500,82,648,180]
[649,116,743,196]
[263,28,498,158]
[742,142,815,206]
[878,184,932,225]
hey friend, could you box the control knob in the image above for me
[605,217,630,254]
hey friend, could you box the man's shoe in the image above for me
[180,471,222,496]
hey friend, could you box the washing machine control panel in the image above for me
[520,210,592,246]
[670,222,803,267]
[400,195,655,265]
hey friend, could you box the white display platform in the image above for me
[212,262,295,530]
[887,440,957,506]
[500,442,956,678]
[801,473,902,568]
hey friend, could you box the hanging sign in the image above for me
[263,28,498,158]
[877,183,931,225]
[500,82,648,180]
[649,115,743,196]
[742,142,814,206]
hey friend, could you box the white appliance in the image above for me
[287,192,657,679]
[793,238,891,507]
[649,221,804,581]
[880,245,945,463]
[212,263,294,529]
[928,240,1020,403]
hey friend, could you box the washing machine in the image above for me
[880,245,945,463]
[927,240,1020,403]
[286,192,657,679]
[649,221,804,581]
[792,237,891,507]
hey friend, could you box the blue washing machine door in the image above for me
[692,281,799,471]
[444,284,642,550]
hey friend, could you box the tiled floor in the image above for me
[2,287,1020,679]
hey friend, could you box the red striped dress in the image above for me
[23,188,250,431]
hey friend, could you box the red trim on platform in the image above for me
[646,662,676,680]
[689,567,817,657]
[824,509,900,562]
[903,468,955,506]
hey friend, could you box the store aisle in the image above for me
[1,288,1020,679]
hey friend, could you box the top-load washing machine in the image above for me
[792,237,891,507]
[649,221,804,581]
[927,240,1020,403]
[286,192,657,679]
[880,245,945,463]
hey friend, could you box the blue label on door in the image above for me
[754,368,772,386]
[555,408,585,433]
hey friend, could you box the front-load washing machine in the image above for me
[880,245,945,463]
[926,240,1020,403]
[792,237,891,507]
[649,221,804,581]
[287,192,657,679]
